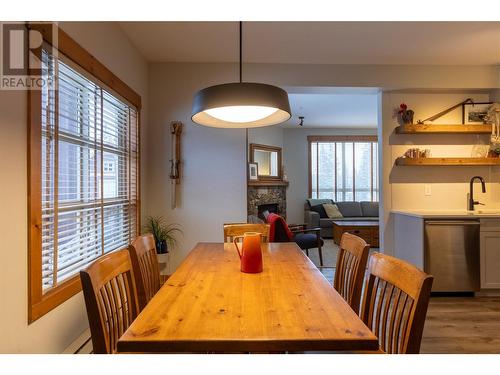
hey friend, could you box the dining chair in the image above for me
[80,249,140,354]
[128,233,169,311]
[223,223,270,243]
[265,212,324,266]
[333,233,370,314]
[359,253,434,354]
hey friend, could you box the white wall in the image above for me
[146,63,247,273]
[283,127,378,224]
[0,22,148,353]
[248,126,284,150]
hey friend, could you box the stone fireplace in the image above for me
[247,185,286,221]
[257,203,278,220]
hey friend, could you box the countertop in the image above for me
[391,209,500,219]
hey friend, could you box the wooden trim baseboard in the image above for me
[62,328,92,354]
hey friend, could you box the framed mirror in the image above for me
[249,143,282,180]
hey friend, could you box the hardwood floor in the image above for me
[421,296,500,354]
[314,240,500,354]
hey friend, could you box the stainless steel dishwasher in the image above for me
[424,220,480,292]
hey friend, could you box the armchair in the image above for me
[265,212,324,266]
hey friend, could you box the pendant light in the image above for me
[191,22,291,128]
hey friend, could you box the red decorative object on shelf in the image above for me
[397,103,414,125]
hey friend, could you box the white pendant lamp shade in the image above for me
[192,82,291,128]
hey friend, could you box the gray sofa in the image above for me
[304,199,379,238]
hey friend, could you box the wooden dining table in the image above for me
[117,242,379,353]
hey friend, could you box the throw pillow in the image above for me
[323,203,343,219]
[310,204,328,218]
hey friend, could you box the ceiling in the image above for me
[281,91,378,128]
[119,22,500,65]
[118,22,498,129]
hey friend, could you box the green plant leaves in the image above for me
[142,216,182,249]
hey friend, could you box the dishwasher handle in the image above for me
[425,220,480,226]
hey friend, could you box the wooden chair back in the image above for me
[128,233,162,311]
[223,223,270,243]
[80,249,140,354]
[360,253,434,354]
[333,233,370,314]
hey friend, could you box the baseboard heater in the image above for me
[62,328,92,354]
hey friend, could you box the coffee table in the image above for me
[332,220,379,248]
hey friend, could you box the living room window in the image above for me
[308,136,378,201]
[28,25,141,322]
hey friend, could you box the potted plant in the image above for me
[143,216,181,254]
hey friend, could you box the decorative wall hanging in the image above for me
[169,121,183,208]
[416,98,472,124]
[248,163,259,181]
[416,98,494,125]
[464,102,494,124]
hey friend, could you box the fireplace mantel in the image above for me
[247,180,289,187]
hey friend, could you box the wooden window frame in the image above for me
[307,135,378,200]
[28,23,141,323]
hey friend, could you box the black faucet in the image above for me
[468,176,486,211]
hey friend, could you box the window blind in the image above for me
[40,49,139,291]
[310,139,378,202]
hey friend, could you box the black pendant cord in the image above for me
[239,21,242,83]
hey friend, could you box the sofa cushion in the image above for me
[323,203,343,219]
[309,204,328,218]
[361,201,379,217]
[306,198,334,208]
[336,202,363,217]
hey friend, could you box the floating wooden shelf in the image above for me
[395,124,492,134]
[248,180,289,187]
[395,157,500,166]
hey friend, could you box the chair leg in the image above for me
[305,248,309,256]
[317,233,323,266]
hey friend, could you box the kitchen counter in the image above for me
[391,209,500,219]
[393,210,500,292]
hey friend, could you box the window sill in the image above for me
[29,275,82,323]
